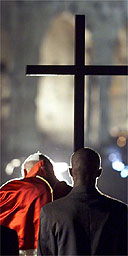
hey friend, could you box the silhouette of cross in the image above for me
[26,15,127,151]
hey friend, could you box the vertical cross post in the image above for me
[74,15,85,151]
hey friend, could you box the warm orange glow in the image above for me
[117,136,126,147]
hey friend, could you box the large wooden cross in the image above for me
[26,15,127,151]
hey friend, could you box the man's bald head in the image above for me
[70,148,102,186]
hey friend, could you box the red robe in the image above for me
[0,160,53,250]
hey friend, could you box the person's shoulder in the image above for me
[22,176,52,196]
[46,195,67,208]
[0,178,25,191]
[24,176,47,187]
[0,177,49,195]
[40,195,67,216]
[101,192,127,210]
[0,177,39,188]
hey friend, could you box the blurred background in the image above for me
[1,0,127,203]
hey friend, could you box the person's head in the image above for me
[69,147,102,187]
[21,152,55,181]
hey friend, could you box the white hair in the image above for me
[21,151,53,176]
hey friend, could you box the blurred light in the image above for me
[110,127,119,137]
[5,163,14,175]
[120,167,128,178]
[108,152,121,162]
[53,162,68,181]
[112,161,125,171]
[11,159,21,167]
[117,136,126,147]
[108,151,127,178]
[54,162,68,173]
[108,153,117,162]
[5,158,21,176]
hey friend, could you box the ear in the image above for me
[69,167,73,177]
[97,168,102,177]
[24,169,27,178]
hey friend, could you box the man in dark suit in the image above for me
[37,147,127,255]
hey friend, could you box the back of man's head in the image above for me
[70,148,102,186]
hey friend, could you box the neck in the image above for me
[73,178,96,190]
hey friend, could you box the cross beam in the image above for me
[26,15,128,151]
[26,65,127,76]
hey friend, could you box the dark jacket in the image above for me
[38,186,127,255]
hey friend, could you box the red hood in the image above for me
[25,160,47,178]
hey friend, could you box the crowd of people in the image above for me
[0,148,127,255]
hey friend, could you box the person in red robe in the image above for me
[0,152,72,255]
